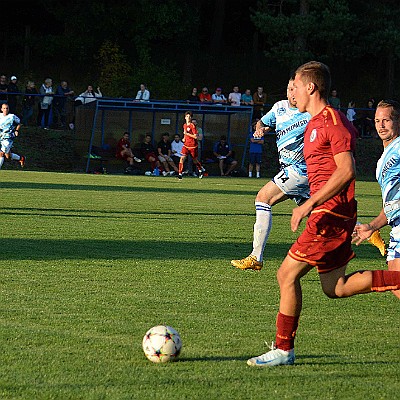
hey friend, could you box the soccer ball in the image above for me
[142,325,182,363]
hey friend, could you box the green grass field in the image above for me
[0,171,398,400]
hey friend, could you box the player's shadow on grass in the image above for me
[0,181,258,197]
[0,238,290,261]
[0,238,381,261]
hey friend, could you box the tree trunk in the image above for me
[23,25,31,71]
[294,0,309,65]
[386,53,395,98]
[207,0,226,82]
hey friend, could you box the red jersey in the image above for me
[199,92,212,102]
[116,137,130,157]
[304,106,357,217]
[183,123,198,149]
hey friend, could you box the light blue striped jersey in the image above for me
[261,100,310,175]
[376,136,400,224]
[0,113,20,140]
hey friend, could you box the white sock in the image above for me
[0,156,4,168]
[249,172,252,177]
[251,201,272,262]
[11,153,20,161]
[256,171,260,178]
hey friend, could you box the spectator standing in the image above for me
[7,76,20,114]
[253,86,267,118]
[241,89,254,106]
[0,75,8,103]
[248,121,264,178]
[135,84,150,102]
[328,89,341,109]
[22,81,38,126]
[187,87,199,103]
[37,78,54,129]
[53,81,74,129]
[213,135,238,176]
[199,87,212,103]
[212,87,227,105]
[228,86,241,106]
[346,101,360,138]
[362,98,377,137]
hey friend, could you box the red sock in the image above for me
[179,162,183,175]
[195,161,203,171]
[275,312,299,351]
[371,270,400,292]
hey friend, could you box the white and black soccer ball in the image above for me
[142,325,182,363]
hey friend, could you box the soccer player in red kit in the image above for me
[178,111,205,180]
[247,61,400,367]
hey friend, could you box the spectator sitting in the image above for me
[157,132,179,176]
[212,87,227,105]
[75,85,102,106]
[199,87,212,103]
[141,133,162,173]
[187,87,199,103]
[171,133,192,174]
[241,89,254,106]
[7,75,20,114]
[135,83,150,102]
[228,86,241,107]
[116,132,142,172]
[213,135,238,176]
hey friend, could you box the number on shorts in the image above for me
[277,170,290,183]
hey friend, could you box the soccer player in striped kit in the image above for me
[231,78,311,270]
[353,99,400,300]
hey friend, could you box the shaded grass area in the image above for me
[0,171,398,400]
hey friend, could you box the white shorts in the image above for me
[272,165,310,205]
[158,154,174,163]
[387,224,400,262]
[1,139,13,153]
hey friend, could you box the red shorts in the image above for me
[145,152,157,162]
[288,210,357,273]
[182,146,198,159]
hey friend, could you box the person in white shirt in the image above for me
[228,86,241,106]
[135,84,150,102]
[212,88,227,105]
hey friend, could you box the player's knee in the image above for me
[322,286,339,299]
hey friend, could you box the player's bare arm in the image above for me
[254,120,271,138]
[291,151,356,232]
[185,132,198,139]
[352,209,388,245]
